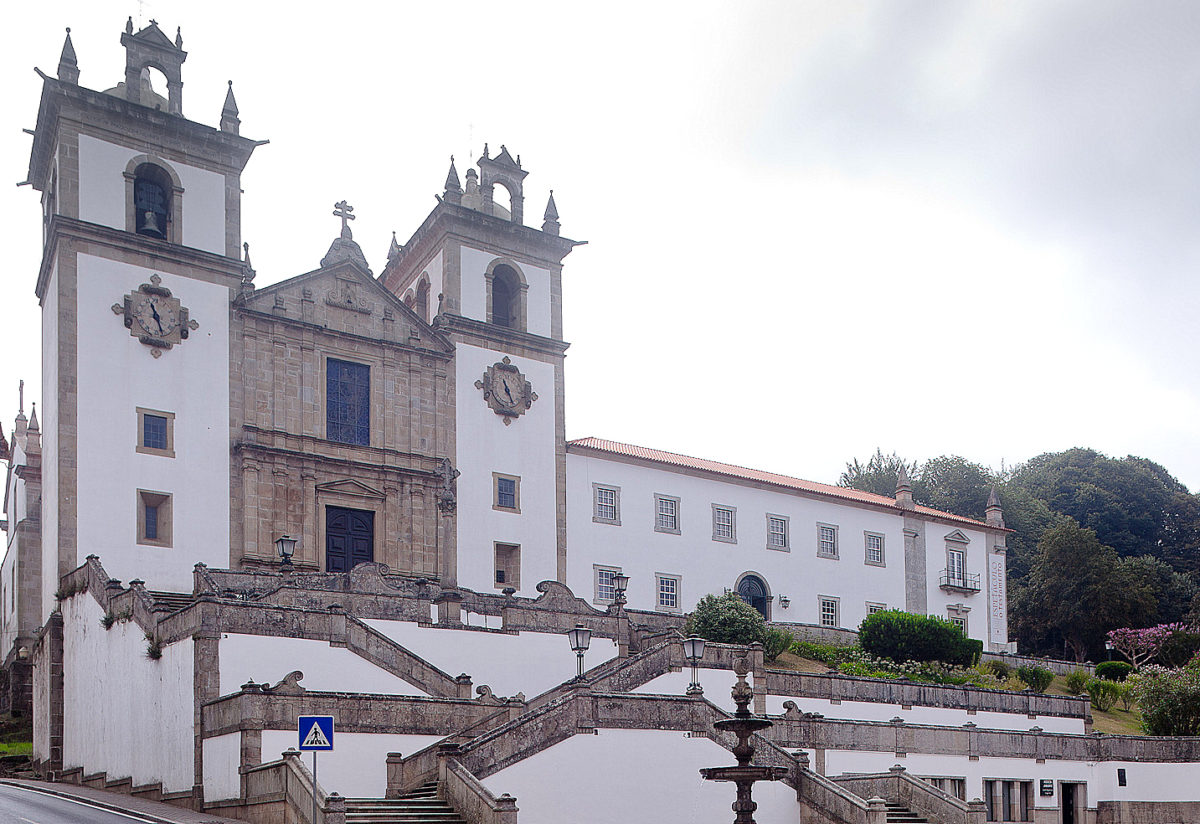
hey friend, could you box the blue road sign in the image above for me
[298,715,334,751]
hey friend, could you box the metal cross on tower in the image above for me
[333,200,356,239]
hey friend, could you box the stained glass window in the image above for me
[327,358,370,446]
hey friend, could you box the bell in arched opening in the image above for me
[133,165,171,239]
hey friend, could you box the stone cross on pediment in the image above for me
[333,200,356,239]
[437,457,461,513]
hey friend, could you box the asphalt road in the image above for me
[0,784,160,824]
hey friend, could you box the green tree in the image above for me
[1011,521,1156,661]
[685,593,766,646]
[838,449,918,498]
[915,455,994,521]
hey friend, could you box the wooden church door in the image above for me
[326,506,375,572]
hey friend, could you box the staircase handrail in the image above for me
[441,757,518,824]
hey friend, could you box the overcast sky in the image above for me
[3,1,1199,493]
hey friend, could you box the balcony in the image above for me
[939,570,981,594]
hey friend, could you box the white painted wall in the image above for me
[75,255,230,592]
[219,634,428,696]
[458,245,552,337]
[1,438,26,653]
[764,694,1084,734]
[567,451,929,634]
[631,668,749,715]
[924,524,991,639]
[41,263,59,623]
[454,344,558,596]
[422,251,443,320]
[202,733,241,802]
[364,620,617,698]
[482,729,799,824]
[77,134,227,256]
[62,594,194,792]
[260,731,442,799]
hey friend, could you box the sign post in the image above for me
[298,715,334,824]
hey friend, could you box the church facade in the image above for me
[2,20,1198,824]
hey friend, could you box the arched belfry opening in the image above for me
[477,144,528,225]
[736,573,771,620]
[133,163,172,238]
[120,18,187,115]
[486,260,526,330]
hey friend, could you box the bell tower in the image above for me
[25,21,262,612]
[380,150,583,595]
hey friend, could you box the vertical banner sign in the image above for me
[987,552,1007,646]
[299,715,334,824]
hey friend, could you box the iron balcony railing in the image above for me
[939,570,981,592]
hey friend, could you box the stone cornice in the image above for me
[438,313,570,359]
[236,429,449,476]
[237,306,456,358]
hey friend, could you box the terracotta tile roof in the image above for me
[567,437,999,531]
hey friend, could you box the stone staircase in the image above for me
[345,782,465,824]
[885,801,930,823]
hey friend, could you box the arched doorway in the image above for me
[737,574,770,620]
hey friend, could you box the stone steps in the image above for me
[345,782,466,824]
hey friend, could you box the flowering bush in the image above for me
[1016,664,1055,692]
[1128,661,1200,735]
[790,640,1003,688]
[1106,624,1184,669]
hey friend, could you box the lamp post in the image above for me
[275,535,297,570]
[612,572,630,607]
[567,624,592,680]
[683,636,706,696]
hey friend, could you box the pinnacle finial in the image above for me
[542,190,560,235]
[896,463,911,490]
[176,26,183,49]
[126,16,134,35]
[895,463,915,510]
[28,403,39,432]
[444,155,462,200]
[221,80,240,134]
[387,231,402,262]
[58,26,80,83]
[987,486,1001,509]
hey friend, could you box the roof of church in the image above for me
[567,437,1001,531]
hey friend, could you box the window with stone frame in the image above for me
[818,595,840,628]
[136,407,175,458]
[593,484,620,525]
[866,601,887,615]
[326,358,370,446]
[493,473,520,513]
[494,543,520,589]
[984,779,1032,822]
[656,574,681,613]
[864,532,885,566]
[594,565,621,605]
[655,494,680,534]
[712,505,736,543]
[766,515,789,550]
[137,489,172,547]
[817,523,839,558]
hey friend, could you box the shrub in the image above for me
[1095,661,1134,682]
[1158,632,1200,668]
[792,640,863,667]
[858,610,982,667]
[1064,669,1089,695]
[980,659,1011,679]
[1086,678,1120,711]
[685,593,766,646]
[1114,680,1135,712]
[1128,663,1200,735]
[763,628,793,662]
[1016,664,1054,692]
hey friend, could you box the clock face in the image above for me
[474,357,538,424]
[133,295,180,337]
[492,372,521,409]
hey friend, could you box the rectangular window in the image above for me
[593,484,621,525]
[950,615,967,633]
[984,780,1032,822]
[864,532,885,566]
[819,596,840,628]
[656,574,681,613]
[494,543,520,590]
[766,515,789,551]
[866,602,886,615]
[493,473,521,513]
[136,407,175,457]
[655,494,680,534]
[817,523,839,558]
[326,358,370,446]
[137,489,172,547]
[594,565,621,604]
[948,548,966,583]
[712,505,736,543]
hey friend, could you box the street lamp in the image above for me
[778,595,790,610]
[612,573,630,606]
[568,624,592,680]
[683,636,706,695]
[275,535,297,570]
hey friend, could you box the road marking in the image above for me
[20,817,41,824]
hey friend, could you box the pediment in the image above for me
[315,479,384,499]
[943,529,970,544]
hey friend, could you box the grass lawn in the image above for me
[0,740,32,756]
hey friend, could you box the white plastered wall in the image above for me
[482,729,799,824]
[62,594,194,792]
[458,245,552,337]
[77,134,227,255]
[202,733,241,802]
[260,731,442,799]
[41,261,59,623]
[218,634,428,696]
[567,452,922,634]
[924,524,990,638]
[75,255,230,591]
[764,694,1084,734]
[454,344,558,596]
[364,620,617,698]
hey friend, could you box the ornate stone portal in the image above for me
[700,658,788,824]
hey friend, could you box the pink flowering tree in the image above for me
[1107,624,1184,669]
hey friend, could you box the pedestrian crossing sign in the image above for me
[298,715,334,751]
